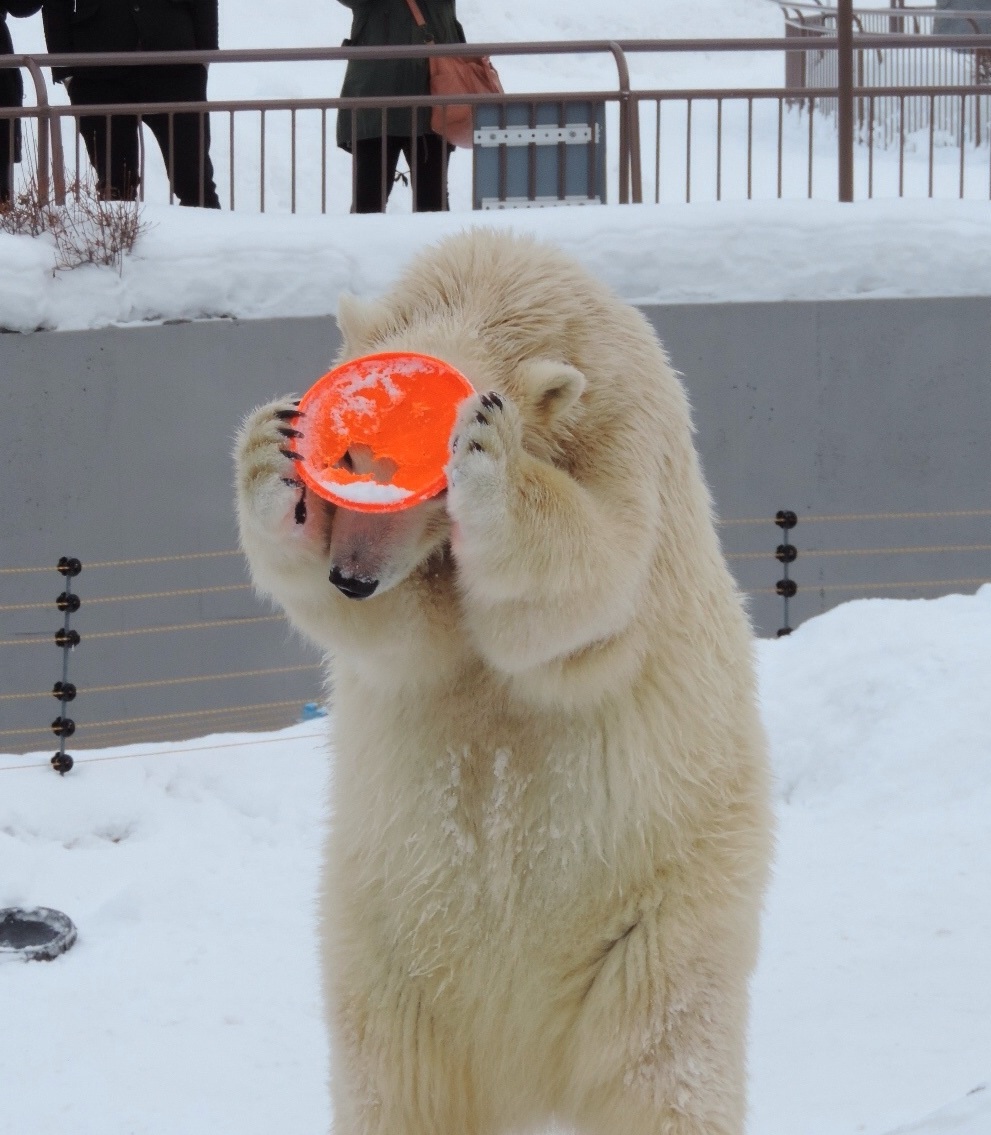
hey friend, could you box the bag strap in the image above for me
[403,0,436,42]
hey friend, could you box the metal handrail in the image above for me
[3,33,991,208]
[17,55,56,202]
[772,1,991,24]
[6,41,645,204]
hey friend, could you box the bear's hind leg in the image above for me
[331,988,491,1135]
[562,894,755,1135]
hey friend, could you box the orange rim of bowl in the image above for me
[295,351,475,513]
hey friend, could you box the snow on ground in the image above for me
[751,590,991,1135]
[0,723,330,1135]
[2,588,990,1135]
[3,197,991,333]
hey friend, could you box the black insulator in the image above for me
[775,543,798,564]
[776,578,798,598]
[51,717,76,738]
[55,628,81,648]
[775,510,798,530]
[52,681,77,702]
[56,591,82,613]
[51,752,74,775]
[776,626,793,637]
[57,557,82,578]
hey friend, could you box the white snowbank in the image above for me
[3,198,991,333]
[750,585,991,1135]
[2,588,990,1135]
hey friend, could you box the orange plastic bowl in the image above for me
[295,351,475,513]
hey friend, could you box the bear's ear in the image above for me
[336,292,390,353]
[517,359,587,428]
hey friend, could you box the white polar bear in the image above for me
[235,229,772,1135]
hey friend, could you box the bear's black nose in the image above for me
[329,568,379,600]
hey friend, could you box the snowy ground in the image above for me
[3,197,991,333]
[3,588,990,1135]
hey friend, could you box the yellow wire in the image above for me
[0,729,327,772]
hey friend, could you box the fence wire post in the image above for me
[837,0,855,201]
[775,511,798,636]
[51,556,82,775]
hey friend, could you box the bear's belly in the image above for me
[326,682,689,1039]
[329,726,657,1011]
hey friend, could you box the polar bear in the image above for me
[235,229,772,1135]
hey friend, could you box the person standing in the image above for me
[336,0,460,213]
[42,0,221,207]
[1,2,42,204]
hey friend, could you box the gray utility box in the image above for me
[472,100,607,210]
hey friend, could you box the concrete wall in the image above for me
[645,298,990,635]
[2,316,342,757]
[2,298,988,753]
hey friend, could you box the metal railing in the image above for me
[2,31,991,212]
[774,2,991,142]
[0,41,644,211]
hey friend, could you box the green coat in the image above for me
[336,0,464,150]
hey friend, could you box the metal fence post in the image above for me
[51,556,81,775]
[774,511,798,636]
[837,0,855,201]
[21,57,64,206]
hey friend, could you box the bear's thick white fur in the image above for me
[235,229,772,1135]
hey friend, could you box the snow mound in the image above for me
[757,584,991,808]
[883,1084,991,1134]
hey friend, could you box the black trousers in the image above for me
[351,133,451,213]
[0,116,20,203]
[68,64,220,208]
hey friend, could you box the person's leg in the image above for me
[0,118,14,204]
[69,72,140,200]
[141,65,220,208]
[407,132,451,213]
[352,136,403,213]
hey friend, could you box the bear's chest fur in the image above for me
[326,680,677,994]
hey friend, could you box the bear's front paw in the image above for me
[235,397,313,535]
[446,391,522,493]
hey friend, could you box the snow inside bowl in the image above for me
[295,352,474,513]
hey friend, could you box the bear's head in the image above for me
[321,294,587,601]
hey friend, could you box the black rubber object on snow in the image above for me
[0,907,77,961]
